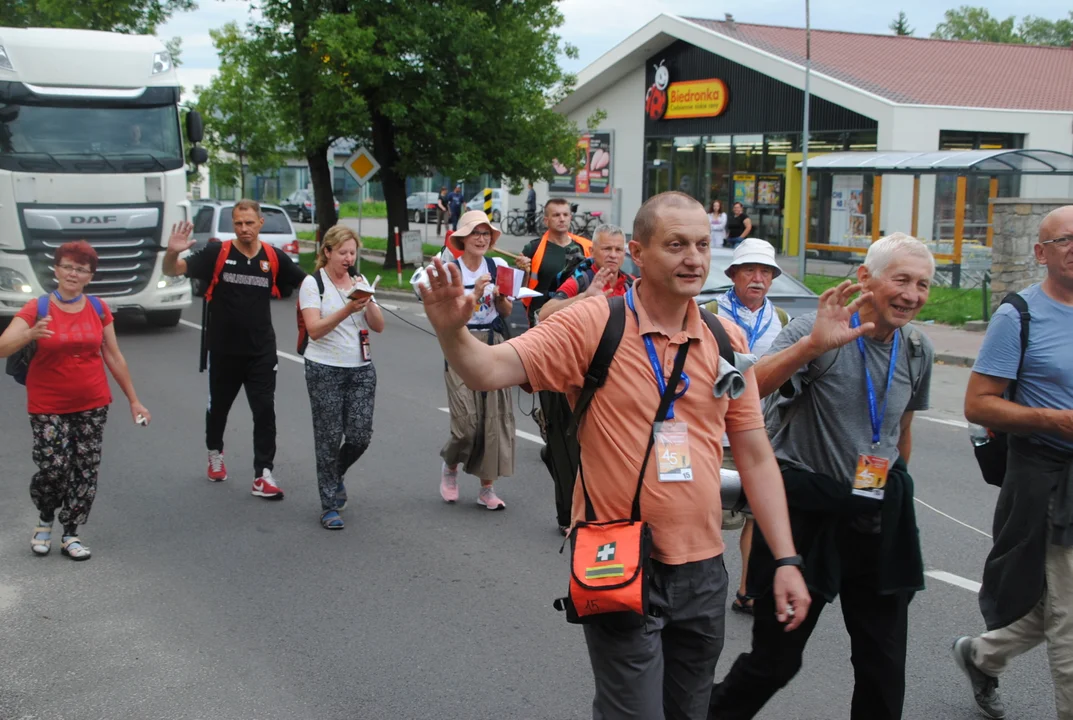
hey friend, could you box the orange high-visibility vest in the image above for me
[523,231,592,309]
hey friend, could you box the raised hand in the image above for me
[806,280,875,355]
[472,273,493,301]
[418,258,476,334]
[167,221,195,254]
[583,266,616,298]
[515,255,532,272]
[27,315,53,341]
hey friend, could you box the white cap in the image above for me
[724,238,782,279]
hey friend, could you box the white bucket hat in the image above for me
[724,238,782,279]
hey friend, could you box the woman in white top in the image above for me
[709,199,728,247]
[438,210,514,511]
[298,225,384,530]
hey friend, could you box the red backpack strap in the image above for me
[261,243,281,298]
[204,241,232,303]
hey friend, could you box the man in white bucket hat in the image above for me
[704,238,789,614]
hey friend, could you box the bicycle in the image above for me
[506,208,528,236]
[573,210,604,239]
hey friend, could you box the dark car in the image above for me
[407,192,440,223]
[621,247,819,318]
[281,189,340,223]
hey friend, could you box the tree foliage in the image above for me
[196,23,285,197]
[0,0,195,34]
[931,6,1073,46]
[243,0,580,263]
[889,11,914,36]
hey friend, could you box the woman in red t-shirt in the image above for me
[0,241,150,562]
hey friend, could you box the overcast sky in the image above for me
[160,0,1071,98]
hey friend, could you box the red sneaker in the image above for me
[251,469,284,500]
[207,450,228,482]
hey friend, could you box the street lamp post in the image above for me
[797,0,811,279]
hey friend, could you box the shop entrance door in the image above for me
[643,161,671,202]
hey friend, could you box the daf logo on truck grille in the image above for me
[70,215,119,224]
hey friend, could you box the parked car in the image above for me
[465,188,503,222]
[280,189,340,223]
[190,201,301,297]
[406,191,441,223]
[620,246,819,317]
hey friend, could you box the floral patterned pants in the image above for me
[29,406,108,528]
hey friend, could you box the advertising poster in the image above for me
[733,174,756,206]
[829,175,865,245]
[550,132,613,195]
[757,176,782,206]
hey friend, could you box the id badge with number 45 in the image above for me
[360,330,371,362]
[654,420,693,482]
[853,448,890,500]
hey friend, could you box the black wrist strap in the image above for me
[773,554,804,569]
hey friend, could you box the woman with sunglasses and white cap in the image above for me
[438,210,514,510]
[0,240,150,561]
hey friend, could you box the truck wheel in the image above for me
[146,309,182,328]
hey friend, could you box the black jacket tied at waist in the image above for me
[981,436,1073,631]
[747,458,925,603]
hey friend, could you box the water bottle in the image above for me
[968,423,991,447]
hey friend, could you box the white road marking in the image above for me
[178,319,987,594]
[179,319,304,365]
[437,407,545,446]
[914,497,993,539]
[926,570,982,593]
[918,415,969,429]
[379,303,399,311]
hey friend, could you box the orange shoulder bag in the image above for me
[554,336,691,628]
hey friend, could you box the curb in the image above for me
[934,353,976,368]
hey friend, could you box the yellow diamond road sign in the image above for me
[344,147,380,186]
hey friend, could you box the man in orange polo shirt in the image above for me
[419,191,807,719]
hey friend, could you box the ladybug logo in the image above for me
[645,61,670,120]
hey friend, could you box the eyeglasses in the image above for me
[1040,236,1073,248]
[472,231,493,240]
[56,263,93,276]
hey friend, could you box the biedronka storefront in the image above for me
[539,13,1073,259]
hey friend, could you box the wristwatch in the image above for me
[773,554,804,570]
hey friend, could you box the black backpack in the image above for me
[972,293,1030,488]
[539,295,737,501]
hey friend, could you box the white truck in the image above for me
[0,27,207,326]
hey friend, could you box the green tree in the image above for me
[0,0,196,34]
[889,11,914,36]
[196,23,285,198]
[1019,12,1073,46]
[932,6,1020,42]
[247,0,579,265]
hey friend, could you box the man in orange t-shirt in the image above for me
[418,191,807,719]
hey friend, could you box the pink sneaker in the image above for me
[440,463,459,503]
[477,485,505,511]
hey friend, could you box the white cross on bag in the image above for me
[596,543,616,562]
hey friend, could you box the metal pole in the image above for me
[797,0,811,279]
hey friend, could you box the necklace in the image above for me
[52,290,83,304]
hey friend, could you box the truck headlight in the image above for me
[0,45,13,72]
[0,268,32,293]
[152,51,172,75]
[156,274,187,290]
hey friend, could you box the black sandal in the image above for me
[731,592,754,615]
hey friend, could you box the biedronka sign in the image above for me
[645,60,729,121]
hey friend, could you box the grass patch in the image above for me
[340,200,387,218]
[801,274,986,326]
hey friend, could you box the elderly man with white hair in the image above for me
[709,232,936,720]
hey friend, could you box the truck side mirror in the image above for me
[185,110,204,144]
[189,146,208,166]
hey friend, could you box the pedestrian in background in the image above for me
[725,202,752,248]
[436,186,449,237]
[446,185,464,232]
[953,205,1073,720]
[526,181,538,234]
[0,240,150,561]
[438,210,514,511]
[709,199,727,247]
[299,225,384,530]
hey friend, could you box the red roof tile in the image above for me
[684,18,1073,111]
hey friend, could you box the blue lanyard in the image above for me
[52,290,83,304]
[851,312,899,446]
[625,288,689,419]
[726,290,773,351]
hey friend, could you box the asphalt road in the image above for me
[0,297,1055,720]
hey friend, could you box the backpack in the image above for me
[539,296,737,502]
[296,270,326,355]
[198,240,281,372]
[6,294,105,385]
[704,298,790,332]
[972,293,1030,488]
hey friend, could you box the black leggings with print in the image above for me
[29,405,109,529]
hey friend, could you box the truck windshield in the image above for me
[0,103,183,173]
